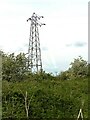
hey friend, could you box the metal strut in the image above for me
[27,12,45,73]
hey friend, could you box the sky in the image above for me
[0,0,88,74]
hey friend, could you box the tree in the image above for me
[2,53,16,81]
[69,56,88,78]
[15,53,28,80]
[2,52,28,81]
[59,71,70,80]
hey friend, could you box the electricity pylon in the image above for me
[27,12,45,73]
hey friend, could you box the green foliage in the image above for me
[59,70,70,80]
[2,52,28,81]
[1,51,88,119]
[2,51,55,82]
[2,78,88,119]
[58,56,88,80]
[69,56,88,78]
[2,51,88,82]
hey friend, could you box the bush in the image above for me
[2,78,88,119]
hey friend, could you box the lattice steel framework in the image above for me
[27,12,45,73]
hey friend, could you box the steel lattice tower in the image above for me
[27,13,45,73]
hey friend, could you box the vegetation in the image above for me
[1,51,89,119]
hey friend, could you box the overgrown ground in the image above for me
[2,77,88,119]
[1,52,89,119]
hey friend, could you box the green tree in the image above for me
[2,52,27,81]
[69,56,88,78]
[15,53,28,80]
[59,70,70,80]
[2,53,16,81]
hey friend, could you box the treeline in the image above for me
[1,51,89,119]
[58,56,89,80]
[1,50,89,82]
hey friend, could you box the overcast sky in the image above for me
[0,0,88,74]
